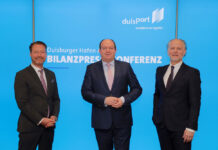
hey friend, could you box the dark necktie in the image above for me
[166,66,174,91]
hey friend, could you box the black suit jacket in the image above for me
[152,63,201,131]
[81,60,142,129]
[14,65,60,133]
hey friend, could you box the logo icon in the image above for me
[152,8,164,23]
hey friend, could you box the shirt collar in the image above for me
[102,60,115,66]
[170,61,183,69]
[31,63,44,72]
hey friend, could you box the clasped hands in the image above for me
[105,96,124,108]
[41,116,57,128]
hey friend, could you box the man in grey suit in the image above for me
[152,39,201,150]
[14,41,60,150]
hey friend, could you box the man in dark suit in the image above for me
[14,41,60,150]
[152,39,201,150]
[81,39,142,150]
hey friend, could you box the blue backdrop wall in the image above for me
[0,0,217,149]
[0,0,32,149]
[178,0,218,149]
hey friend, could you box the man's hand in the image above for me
[40,118,56,128]
[46,116,57,128]
[183,129,195,143]
[105,96,118,106]
[50,116,57,121]
[111,98,123,108]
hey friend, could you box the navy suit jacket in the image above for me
[82,60,142,129]
[14,65,60,133]
[152,63,201,131]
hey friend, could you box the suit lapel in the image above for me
[160,65,169,92]
[97,61,110,91]
[98,60,118,92]
[44,69,51,96]
[111,60,119,91]
[170,63,186,90]
[159,63,187,92]
[28,65,47,96]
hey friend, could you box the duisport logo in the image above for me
[122,8,164,30]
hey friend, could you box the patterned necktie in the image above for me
[166,66,174,91]
[39,69,47,95]
[106,63,114,90]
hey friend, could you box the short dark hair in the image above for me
[167,39,187,50]
[29,41,47,52]
[99,39,116,50]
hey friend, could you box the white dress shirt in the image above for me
[163,61,182,87]
[102,60,115,86]
[31,63,47,87]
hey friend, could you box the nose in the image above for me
[172,48,178,53]
[105,48,111,52]
[38,52,42,56]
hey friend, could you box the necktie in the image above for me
[106,63,114,90]
[39,69,50,117]
[166,66,174,91]
[39,69,47,95]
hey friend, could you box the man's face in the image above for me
[30,44,47,68]
[168,39,186,65]
[99,39,116,63]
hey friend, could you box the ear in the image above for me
[183,49,187,56]
[167,49,170,56]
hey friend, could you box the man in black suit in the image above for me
[152,39,201,150]
[81,39,142,150]
[14,41,60,150]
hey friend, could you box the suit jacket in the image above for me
[152,63,201,131]
[81,60,142,129]
[14,65,60,133]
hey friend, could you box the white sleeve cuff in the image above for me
[186,128,195,133]
[104,98,108,107]
[120,96,125,104]
[37,118,44,126]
